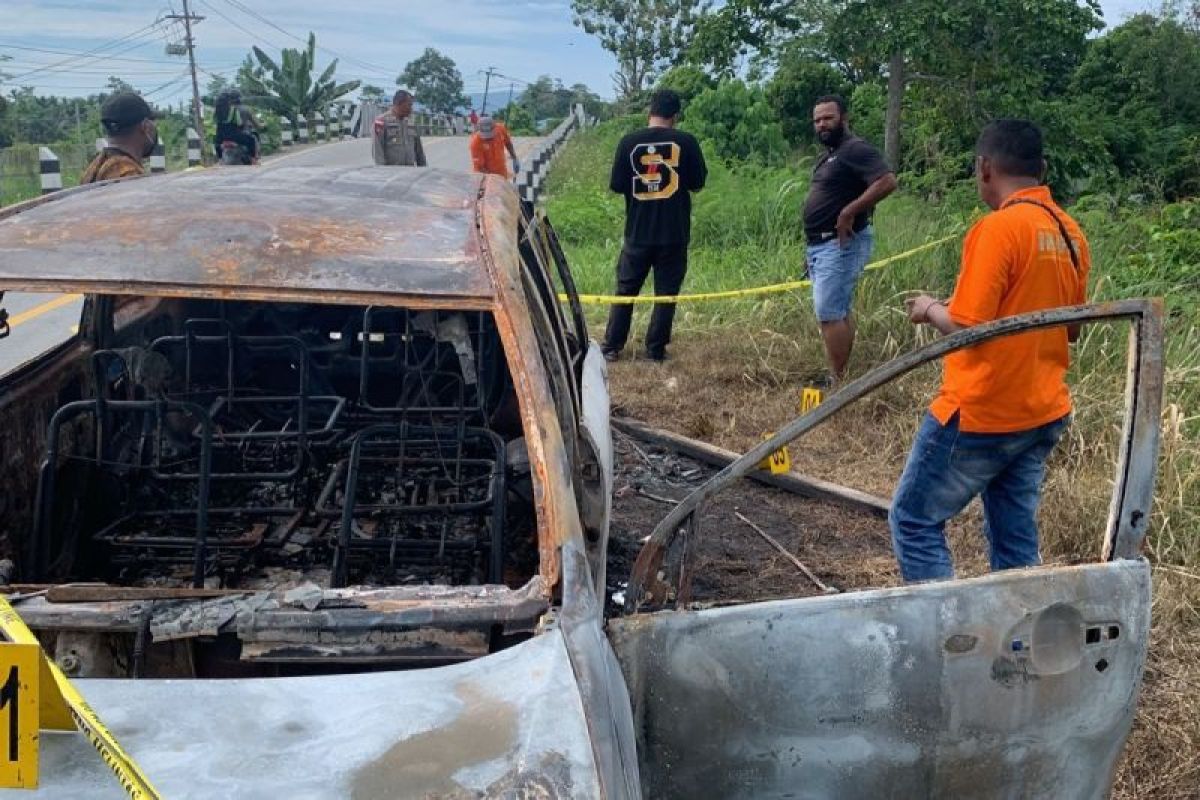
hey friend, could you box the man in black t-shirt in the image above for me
[802,94,897,381]
[602,89,707,362]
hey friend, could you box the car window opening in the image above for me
[8,295,547,677]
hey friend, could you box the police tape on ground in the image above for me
[565,233,959,306]
[0,597,162,799]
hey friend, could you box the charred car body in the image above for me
[0,165,1163,799]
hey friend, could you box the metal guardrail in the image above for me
[515,103,590,205]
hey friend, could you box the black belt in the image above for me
[806,220,870,246]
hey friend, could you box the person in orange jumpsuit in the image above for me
[469,116,520,179]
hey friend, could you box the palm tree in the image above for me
[241,33,360,124]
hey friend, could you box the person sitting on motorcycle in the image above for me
[213,89,260,163]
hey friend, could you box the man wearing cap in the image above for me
[469,115,520,179]
[80,91,158,184]
[372,89,427,166]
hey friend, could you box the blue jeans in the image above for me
[806,226,874,322]
[888,411,1069,582]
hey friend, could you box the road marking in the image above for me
[6,294,82,329]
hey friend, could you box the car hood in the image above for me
[31,628,599,799]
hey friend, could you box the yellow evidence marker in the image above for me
[0,642,41,789]
[757,432,792,475]
[800,387,823,414]
[0,597,161,798]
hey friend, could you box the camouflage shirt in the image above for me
[372,111,427,167]
[80,148,145,184]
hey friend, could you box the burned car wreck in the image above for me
[0,164,1164,799]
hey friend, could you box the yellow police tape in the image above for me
[566,232,959,305]
[0,596,162,799]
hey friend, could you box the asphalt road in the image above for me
[0,135,541,377]
[265,134,542,170]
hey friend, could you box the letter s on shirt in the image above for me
[630,142,681,201]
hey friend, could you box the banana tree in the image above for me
[241,33,360,125]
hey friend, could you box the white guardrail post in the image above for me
[515,104,586,206]
[150,135,166,173]
[187,127,202,167]
[39,147,62,194]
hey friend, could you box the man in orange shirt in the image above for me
[469,116,520,179]
[890,118,1090,582]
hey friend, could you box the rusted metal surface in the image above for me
[476,178,576,589]
[609,559,1151,799]
[28,627,603,798]
[13,578,549,637]
[624,300,1165,613]
[0,167,496,303]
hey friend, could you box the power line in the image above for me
[196,0,290,51]
[217,0,396,78]
[6,21,168,81]
[0,42,195,65]
[165,0,206,155]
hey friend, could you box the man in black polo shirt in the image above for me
[602,89,707,362]
[803,94,897,381]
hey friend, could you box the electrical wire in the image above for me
[0,42,195,65]
[218,0,396,78]
[196,0,290,51]
[6,21,169,81]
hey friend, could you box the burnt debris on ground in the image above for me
[607,426,900,611]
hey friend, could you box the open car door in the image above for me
[607,300,1163,800]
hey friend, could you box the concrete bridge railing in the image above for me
[516,103,590,205]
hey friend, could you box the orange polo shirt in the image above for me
[930,186,1090,433]
[469,123,513,178]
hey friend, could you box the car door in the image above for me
[518,209,613,595]
[607,300,1163,800]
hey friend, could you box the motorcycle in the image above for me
[218,139,255,166]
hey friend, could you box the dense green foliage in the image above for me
[398,48,468,114]
[570,0,709,96]
[628,4,1200,201]
[243,33,360,124]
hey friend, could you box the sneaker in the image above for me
[645,349,668,363]
[602,349,620,363]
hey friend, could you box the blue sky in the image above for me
[0,0,1166,106]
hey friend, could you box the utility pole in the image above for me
[480,67,497,114]
[166,1,206,160]
[506,84,514,113]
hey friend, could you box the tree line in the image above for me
[573,0,1200,199]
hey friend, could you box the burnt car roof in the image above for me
[0,166,502,303]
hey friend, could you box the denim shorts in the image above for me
[806,226,874,322]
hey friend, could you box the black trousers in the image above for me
[602,242,689,357]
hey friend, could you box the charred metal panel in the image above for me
[29,629,601,798]
[476,178,578,584]
[560,539,642,799]
[0,340,91,564]
[609,560,1151,800]
[0,167,495,302]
